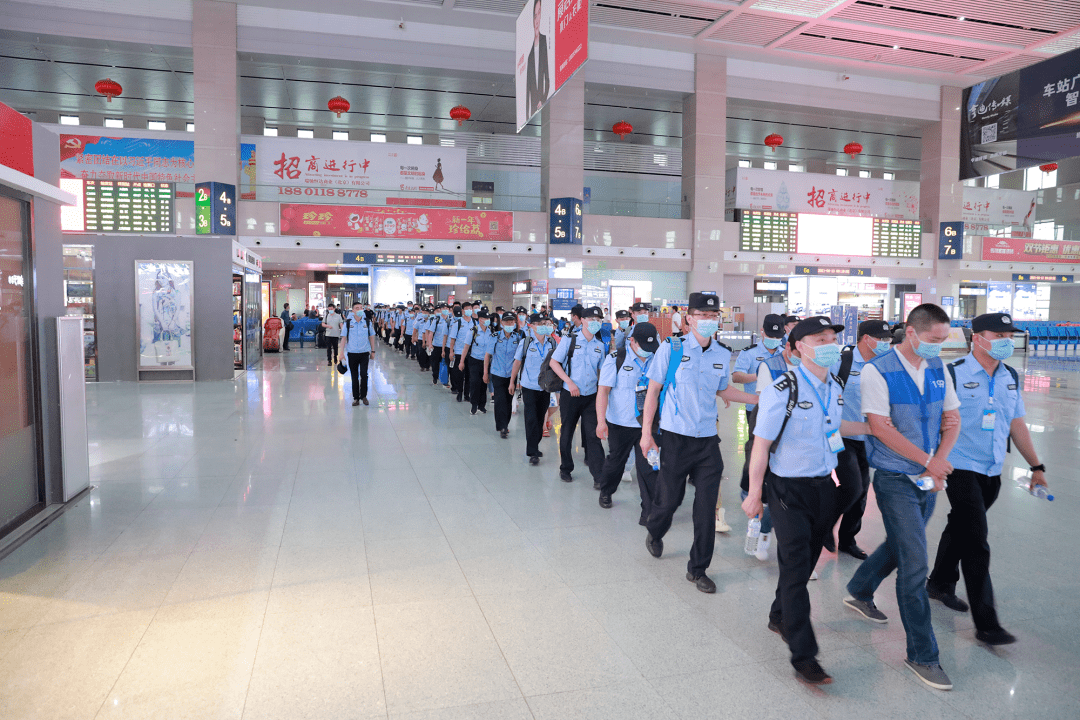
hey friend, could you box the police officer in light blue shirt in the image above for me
[340,301,377,407]
[486,311,524,438]
[743,316,870,685]
[926,312,1048,648]
[594,323,661,520]
[550,306,607,485]
[612,310,631,353]
[464,308,493,415]
[511,312,558,464]
[639,293,758,594]
[426,304,449,386]
[445,303,472,401]
[403,307,417,359]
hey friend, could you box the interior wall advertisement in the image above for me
[961,187,1037,227]
[60,134,194,195]
[726,168,920,220]
[987,282,1013,314]
[251,137,467,206]
[981,237,1080,263]
[136,261,193,370]
[515,0,589,131]
[279,204,513,241]
[960,45,1080,179]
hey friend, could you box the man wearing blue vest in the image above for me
[844,303,961,691]
[927,312,1048,647]
[639,293,758,593]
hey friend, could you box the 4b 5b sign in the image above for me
[195,182,235,235]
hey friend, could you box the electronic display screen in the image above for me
[740,210,921,259]
[796,214,873,256]
[61,179,174,233]
[739,210,797,253]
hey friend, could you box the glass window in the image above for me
[147,121,167,131]
[333,131,348,141]
[883,172,895,180]
[371,133,387,143]
[858,170,871,178]
[104,118,123,128]
[60,115,79,125]
[836,168,848,176]
[738,160,751,168]
[985,174,999,188]
[407,136,423,145]
[788,164,804,172]
[264,127,278,137]
[763,161,777,170]
[297,129,314,139]
[186,123,194,132]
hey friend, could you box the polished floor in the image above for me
[2,343,1079,719]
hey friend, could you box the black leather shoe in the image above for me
[500,429,509,439]
[351,399,360,406]
[768,619,787,643]
[926,581,970,612]
[793,659,833,685]
[560,471,572,483]
[593,481,601,490]
[471,408,477,415]
[839,543,868,560]
[456,394,463,402]
[598,494,612,509]
[529,456,540,466]
[822,533,836,553]
[646,533,663,558]
[362,398,369,406]
[687,572,716,594]
[479,408,487,414]
[975,628,1017,646]
[638,514,647,527]
[536,452,543,458]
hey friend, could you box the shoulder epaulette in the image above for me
[716,341,733,352]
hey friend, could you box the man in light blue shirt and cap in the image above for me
[340,301,377,406]
[510,312,558,465]
[550,306,607,485]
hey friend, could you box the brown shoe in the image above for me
[352,399,360,406]
[362,397,369,406]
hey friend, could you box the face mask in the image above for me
[635,314,649,324]
[695,320,719,338]
[633,345,653,359]
[985,336,1015,360]
[504,326,514,335]
[804,342,841,368]
[586,321,602,335]
[618,319,630,330]
[464,309,473,318]
[518,314,526,322]
[535,325,552,336]
[873,339,892,356]
[914,333,943,359]
[762,337,782,350]
[789,354,801,368]
[480,319,489,328]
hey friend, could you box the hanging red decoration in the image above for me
[612,121,633,140]
[327,96,350,118]
[95,78,122,103]
[764,133,784,152]
[449,105,472,125]
[844,141,863,158]
[1040,162,1059,173]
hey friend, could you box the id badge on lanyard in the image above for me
[826,428,843,454]
[798,366,842,454]
[982,373,996,431]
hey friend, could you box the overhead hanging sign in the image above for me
[960,45,1080,179]
[938,221,964,259]
[515,0,589,131]
[961,187,1036,227]
[726,168,920,220]
[281,204,513,241]
[253,136,467,205]
[982,237,1080,264]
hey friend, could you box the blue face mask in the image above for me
[789,354,801,367]
[535,325,552,336]
[914,334,943,359]
[635,313,649,323]
[986,336,1015,360]
[480,319,489,328]
[633,345,653,359]
[873,339,892,356]
[464,309,473,318]
[518,314,526,322]
[804,342,841,368]
[618,319,630,330]
[695,320,719,338]
[762,337,782,350]
[586,321,602,335]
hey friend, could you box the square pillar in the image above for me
[193,0,239,187]
[541,75,585,300]
[917,86,964,307]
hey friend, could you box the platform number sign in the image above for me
[195,182,236,236]
[550,197,583,245]
[938,221,964,260]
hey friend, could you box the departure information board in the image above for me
[83,180,173,233]
[739,210,797,253]
[871,218,921,258]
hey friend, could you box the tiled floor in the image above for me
[2,344,1078,719]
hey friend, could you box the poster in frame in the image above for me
[136,260,194,372]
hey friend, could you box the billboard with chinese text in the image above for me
[280,204,513,242]
[515,0,589,131]
[253,137,466,206]
[981,237,1080,264]
[726,168,920,220]
[60,134,194,194]
[961,187,1036,227]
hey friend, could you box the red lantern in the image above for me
[449,105,471,125]
[612,121,633,140]
[844,142,863,158]
[95,78,122,103]
[327,96,350,118]
[1040,163,1058,173]
[764,133,783,152]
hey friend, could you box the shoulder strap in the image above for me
[946,357,964,386]
[1004,363,1019,385]
[615,345,627,370]
[769,370,799,454]
[521,335,532,359]
[565,333,577,377]
[836,346,855,389]
[657,338,682,414]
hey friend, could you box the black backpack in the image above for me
[538,335,574,393]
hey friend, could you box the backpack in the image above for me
[947,357,1018,452]
[538,335,574,393]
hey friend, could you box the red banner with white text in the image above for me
[280,204,514,241]
[981,236,1080,263]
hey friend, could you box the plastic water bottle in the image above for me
[647,448,660,471]
[1017,476,1054,501]
[744,516,761,555]
[907,474,936,491]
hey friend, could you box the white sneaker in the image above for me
[755,533,771,561]
[715,508,731,533]
[810,570,819,581]
[621,471,632,483]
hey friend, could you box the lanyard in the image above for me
[796,365,833,425]
[986,364,998,405]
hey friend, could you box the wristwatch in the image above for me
[1030,464,1046,473]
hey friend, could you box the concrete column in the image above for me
[916,86,964,308]
[683,54,727,298]
[541,75,585,300]
[192,0,239,187]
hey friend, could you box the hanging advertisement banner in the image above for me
[253,136,467,205]
[515,0,589,131]
[60,135,194,189]
[280,204,513,241]
[987,282,1013,314]
[136,260,193,371]
[961,46,1080,179]
[961,187,1036,227]
[727,168,920,220]
[981,237,1080,263]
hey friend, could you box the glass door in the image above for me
[0,191,44,535]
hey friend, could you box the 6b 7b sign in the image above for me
[549,197,582,245]
[195,182,235,235]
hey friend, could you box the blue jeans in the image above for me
[846,469,939,665]
[740,490,773,534]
